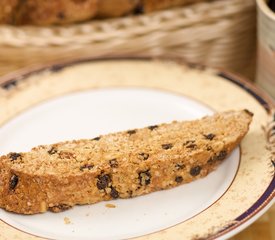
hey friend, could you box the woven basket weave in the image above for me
[0,0,256,77]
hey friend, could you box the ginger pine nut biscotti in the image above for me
[0,110,253,214]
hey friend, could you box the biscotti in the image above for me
[14,0,98,25]
[0,0,205,25]
[0,110,253,214]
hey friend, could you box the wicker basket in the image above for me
[0,0,256,77]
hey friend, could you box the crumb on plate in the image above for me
[64,217,71,224]
[105,203,116,208]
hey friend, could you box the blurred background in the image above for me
[0,0,274,239]
[0,0,258,79]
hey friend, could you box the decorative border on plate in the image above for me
[205,71,275,240]
[217,72,272,113]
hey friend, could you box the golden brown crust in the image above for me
[97,0,139,18]
[0,110,252,214]
[14,0,98,26]
[141,0,203,13]
[0,0,206,25]
[0,0,18,24]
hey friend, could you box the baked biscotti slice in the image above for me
[0,110,253,214]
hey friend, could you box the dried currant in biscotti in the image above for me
[216,150,227,161]
[162,143,173,150]
[138,153,149,160]
[109,159,118,168]
[175,176,183,183]
[110,187,119,199]
[203,133,215,140]
[186,143,197,149]
[48,147,58,155]
[9,152,21,161]
[127,130,136,135]
[49,204,72,212]
[206,146,213,151]
[184,140,196,149]
[97,174,111,190]
[138,170,151,186]
[92,136,101,141]
[9,175,19,190]
[148,125,158,130]
[80,164,94,171]
[190,166,201,176]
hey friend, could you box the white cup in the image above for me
[256,0,275,97]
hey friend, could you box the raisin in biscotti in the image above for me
[0,110,253,214]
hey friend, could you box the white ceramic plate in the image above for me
[0,88,239,240]
[0,58,273,240]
